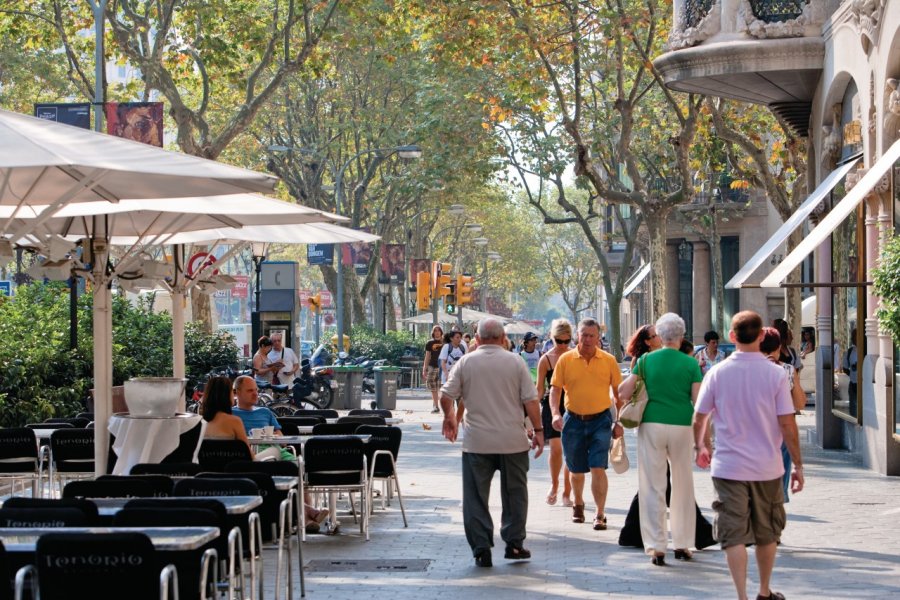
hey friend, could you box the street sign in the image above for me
[299,289,310,303]
[0,281,11,297]
[319,290,332,308]
[231,275,249,299]
[186,252,218,278]
[260,261,297,290]
[323,312,335,326]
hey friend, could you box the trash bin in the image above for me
[332,366,366,410]
[373,366,401,410]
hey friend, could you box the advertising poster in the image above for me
[409,258,430,286]
[307,243,334,266]
[105,102,164,146]
[341,229,372,276]
[380,244,406,284]
[34,103,91,129]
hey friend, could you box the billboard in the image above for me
[34,103,91,129]
[341,229,372,276]
[307,243,334,266]
[380,244,406,284]
[105,102,164,146]
[409,258,430,287]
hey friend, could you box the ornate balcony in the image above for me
[654,0,828,134]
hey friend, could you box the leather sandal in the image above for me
[572,504,585,523]
[651,553,666,566]
[504,545,531,560]
[756,593,785,600]
[674,549,693,561]
[592,514,607,530]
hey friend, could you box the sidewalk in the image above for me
[288,388,900,599]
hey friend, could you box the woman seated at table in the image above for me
[201,377,329,530]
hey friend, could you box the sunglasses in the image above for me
[554,338,571,344]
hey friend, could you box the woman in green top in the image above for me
[619,313,701,566]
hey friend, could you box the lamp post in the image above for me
[378,278,391,334]
[250,241,269,349]
[334,145,422,350]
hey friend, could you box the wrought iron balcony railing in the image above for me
[747,0,808,23]
[683,0,715,30]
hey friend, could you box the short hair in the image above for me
[233,374,254,392]
[655,313,686,344]
[257,336,272,348]
[431,325,443,337]
[578,318,601,334]
[550,318,573,339]
[704,330,720,343]
[679,339,695,355]
[759,327,782,354]
[202,376,233,422]
[732,311,763,344]
[477,318,505,341]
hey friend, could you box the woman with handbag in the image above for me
[618,313,702,566]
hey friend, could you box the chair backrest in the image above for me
[173,476,259,497]
[49,428,95,472]
[124,498,228,523]
[337,415,386,425]
[97,474,174,497]
[130,462,203,477]
[160,421,204,463]
[112,506,218,529]
[197,472,279,540]
[0,428,38,471]
[311,422,361,436]
[278,416,326,427]
[0,507,88,528]
[63,478,155,499]
[2,498,100,525]
[0,541,7,600]
[75,412,95,421]
[44,417,90,428]
[355,425,402,477]
[303,436,365,486]
[197,439,253,472]
[348,409,393,418]
[278,422,300,436]
[294,409,339,419]
[34,533,158,600]
[225,460,299,477]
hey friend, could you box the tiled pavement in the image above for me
[274,389,900,599]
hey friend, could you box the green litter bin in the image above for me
[331,365,366,410]
[373,366,401,410]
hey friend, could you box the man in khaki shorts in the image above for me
[693,311,804,600]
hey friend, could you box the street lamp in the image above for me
[378,279,391,334]
[335,145,422,348]
[251,241,269,349]
[483,250,502,312]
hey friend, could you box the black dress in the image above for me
[539,360,565,440]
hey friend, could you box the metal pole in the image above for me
[335,162,346,351]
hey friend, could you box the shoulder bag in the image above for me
[619,355,649,428]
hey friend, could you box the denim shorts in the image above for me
[561,409,613,473]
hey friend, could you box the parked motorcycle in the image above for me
[291,358,335,409]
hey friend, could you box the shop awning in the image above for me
[724,158,859,289]
[760,138,900,288]
[623,262,651,297]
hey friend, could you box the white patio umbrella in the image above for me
[402,308,512,325]
[9,195,351,476]
[503,320,541,336]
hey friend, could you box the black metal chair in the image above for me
[0,541,8,600]
[48,428,95,496]
[130,462,204,477]
[197,439,253,472]
[14,533,177,600]
[337,415,386,426]
[277,416,325,428]
[2,497,101,526]
[0,428,43,498]
[160,421,205,463]
[63,478,155,499]
[75,412,94,422]
[44,417,90,428]
[301,436,369,540]
[0,507,88,528]
[113,507,220,600]
[356,425,407,527]
[311,422,361,435]
[348,409,393,418]
[198,472,280,543]
[98,474,174,497]
[25,423,72,430]
[293,409,338,419]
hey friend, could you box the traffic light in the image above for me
[308,292,321,313]
[457,273,474,306]
[431,261,452,298]
[416,271,432,311]
[444,282,457,314]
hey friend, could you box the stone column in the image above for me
[666,242,680,315]
[692,241,712,342]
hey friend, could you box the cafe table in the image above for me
[108,412,205,475]
[0,526,219,552]
[90,495,262,517]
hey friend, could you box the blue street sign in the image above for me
[0,281,12,297]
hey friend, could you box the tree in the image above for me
[539,222,600,322]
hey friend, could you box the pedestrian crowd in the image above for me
[437,312,804,600]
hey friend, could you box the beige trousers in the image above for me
[637,422,696,554]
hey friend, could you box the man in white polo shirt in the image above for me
[440,318,543,568]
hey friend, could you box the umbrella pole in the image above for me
[172,246,186,412]
[92,239,112,477]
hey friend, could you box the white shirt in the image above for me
[268,346,299,385]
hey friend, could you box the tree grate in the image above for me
[305,559,431,572]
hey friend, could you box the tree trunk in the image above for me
[190,289,213,334]
[607,292,623,361]
[784,227,804,343]
[646,210,671,321]
[710,214,726,334]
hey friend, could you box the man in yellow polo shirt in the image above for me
[550,318,623,530]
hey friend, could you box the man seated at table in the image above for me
[232,375,329,531]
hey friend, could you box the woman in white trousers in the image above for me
[619,312,701,565]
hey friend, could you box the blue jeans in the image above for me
[781,442,791,503]
[561,409,613,473]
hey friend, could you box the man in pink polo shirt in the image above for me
[693,311,804,600]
